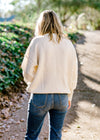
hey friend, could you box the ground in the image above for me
[0,31,100,140]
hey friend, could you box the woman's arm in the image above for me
[21,38,38,84]
[68,41,78,104]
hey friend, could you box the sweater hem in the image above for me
[26,88,72,95]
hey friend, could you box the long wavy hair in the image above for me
[35,10,63,43]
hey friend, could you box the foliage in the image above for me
[8,0,100,31]
[10,0,100,21]
[76,7,100,30]
[0,23,33,93]
[68,32,79,43]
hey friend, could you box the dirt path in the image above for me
[62,31,100,140]
[0,31,100,140]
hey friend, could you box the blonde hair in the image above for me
[35,10,63,43]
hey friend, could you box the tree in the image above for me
[10,0,100,24]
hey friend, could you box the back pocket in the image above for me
[31,94,48,108]
[58,94,68,109]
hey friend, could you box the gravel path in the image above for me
[0,31,100,140]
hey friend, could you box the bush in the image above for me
[68,32,79,43]
[0,23,33,93]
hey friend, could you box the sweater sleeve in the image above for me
[21,38,38,84]
[68,41,78,101]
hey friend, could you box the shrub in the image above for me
[0,23,33,93]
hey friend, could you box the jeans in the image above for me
[25,94,68,140]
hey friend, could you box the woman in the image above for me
[21,10,78,140]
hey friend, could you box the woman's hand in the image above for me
[68,100,71,110]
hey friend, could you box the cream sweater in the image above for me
[21,33,78,101]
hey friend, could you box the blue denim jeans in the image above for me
[25,94,68,140]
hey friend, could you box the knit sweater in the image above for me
[21,33,78,101]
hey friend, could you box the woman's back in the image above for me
[23,33,77,101]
